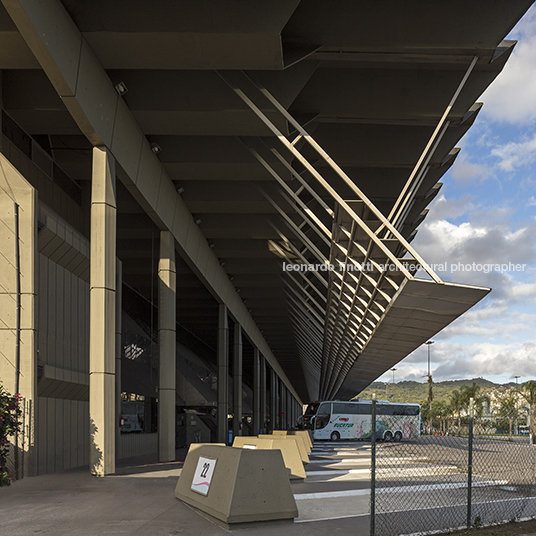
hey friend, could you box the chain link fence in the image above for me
[371,399,536,535]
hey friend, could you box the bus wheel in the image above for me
[394,431,402,442]
[330,431,340,442]
[384,431,393,442]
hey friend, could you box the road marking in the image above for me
[294,491,536,524]
[308,458,370,464]
[311,449,369,453]
[378,479,508,494]
[295,489,370,500]
[294,479,507,501]
[294,513,367,523]
[306,468,369,476]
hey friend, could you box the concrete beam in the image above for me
[2,0,302,405]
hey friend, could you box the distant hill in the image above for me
[356,377,516,405]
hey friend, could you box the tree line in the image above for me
[420,380,536,442]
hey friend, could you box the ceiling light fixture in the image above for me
[113,79,128,96]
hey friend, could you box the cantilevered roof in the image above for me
[0,0,532,402]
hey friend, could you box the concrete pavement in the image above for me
[0,445,371,536]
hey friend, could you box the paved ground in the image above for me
[2,438,536,535]
[0,443,371,536]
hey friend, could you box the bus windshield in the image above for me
[302,402,320,427]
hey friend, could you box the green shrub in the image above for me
[0,385,21,486]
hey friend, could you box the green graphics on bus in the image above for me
[303,400,421,442]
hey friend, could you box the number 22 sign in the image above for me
[191,456,217,496]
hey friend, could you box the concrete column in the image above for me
[275,373,280,430]
[252,348,261,435]
[158,231,176,462]
[115,260,122,458]
[270,369,276,433]
[282,384,287,429]
[0,72,3,153]
[278,379,283,430]
[233,323,243,438]
[259,354,266,433]
[288,391,292,429]
[89,146,116,476]
[217,304,229,443]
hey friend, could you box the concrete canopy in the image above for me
[0,0,532,403]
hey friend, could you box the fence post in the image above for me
[467,397,474,528]
[370,393,377,536]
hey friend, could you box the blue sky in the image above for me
[379,6,536,386]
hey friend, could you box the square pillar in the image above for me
[270,370,277,431]
[252,348,261,435]
[115,260,122,457]
[282,384,287,430]
[217,304,229,443]
[158,231,176,462]
[269,369,274,433]
[233,323,243,438]
[89,146,116,476]
[259,354,266,434]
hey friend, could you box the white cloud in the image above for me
[450,155,490,185]
[414,210,536,290]
[491,134,536,171]
[423,194,476,223]
[392,340,536,383]
[480,6,536,124]
[431,341,536,381]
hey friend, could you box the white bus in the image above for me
[303,400,421,442]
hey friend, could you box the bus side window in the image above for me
[358,404,371,415]
[332,403,346,414]
[346,403,359,414]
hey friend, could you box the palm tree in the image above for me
[460,382,490,435]
[497,390,519,439]
[518,380,536,444]
[449,389,464,435]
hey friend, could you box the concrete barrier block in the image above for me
[290,430,313,453]
[233,436,306,480]
[262,433,309,465]
[272,430,312,452]
[186,443,225,455]
[175,445,297,529]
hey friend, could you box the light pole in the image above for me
[426,341,434,434]
[390,368,397,400]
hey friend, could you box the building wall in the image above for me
[37,397,89,474]
[36,205,91,475]
[0,153,38,477]
[117,433,158,460]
